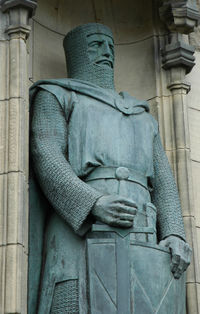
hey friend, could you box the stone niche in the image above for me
[29,1,161,313]
[30,0,159,101]
[28,0,200,313]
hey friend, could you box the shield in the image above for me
[87,224,186,314]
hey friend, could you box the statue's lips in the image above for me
[95,59,113,68]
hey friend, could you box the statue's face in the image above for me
[64,24,115,88]
[87,33,114,69]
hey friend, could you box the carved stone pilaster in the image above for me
[160,0,200,34]
[0,0,36,313]
[159,1,200,313]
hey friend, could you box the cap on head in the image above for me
[63,23,115,89]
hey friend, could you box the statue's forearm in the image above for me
[151,133,186,241]
[31,90,103,234]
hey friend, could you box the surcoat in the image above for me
[29,78,185,313]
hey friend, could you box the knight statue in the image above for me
[28,23,191,314]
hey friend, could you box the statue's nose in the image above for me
[102,41,112,57]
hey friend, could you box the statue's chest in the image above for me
[68,95,155,158]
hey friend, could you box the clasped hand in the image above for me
[92,195,137,228]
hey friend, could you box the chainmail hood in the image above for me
[63,23,115,89]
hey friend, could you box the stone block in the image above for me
[0,172,28,252]
[9,37,28,99]
[0,175,7,247]
[0,41,9,101]
[8,97,28,173]
[160,96,176,151]
[0,246,6,313]
[115,37,156,100]
[6,172,28,251]
[189,26,200,51]
[35,0,95,35]
[189,108,200,162]
[187,51,200,111]
[4,244,27,314]
[165,149,177,177]
[32,21,66,81]
[196,227,200,269]
[171,90,190,150]
[0,100,8,174]
[176,149,193,217]
[154,33,172,98]
[191,161,200,227]
[183,216,200,284]
[186,283,200,314]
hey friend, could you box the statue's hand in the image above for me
[92,195,137,228]
[159,235,192,279]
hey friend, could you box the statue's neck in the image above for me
[69,66,115,90]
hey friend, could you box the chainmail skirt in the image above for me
[50,280,79,314]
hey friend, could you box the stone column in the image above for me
[159,1,200,313]
[0,1,37,313]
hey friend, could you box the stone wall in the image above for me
[0,0,200,313]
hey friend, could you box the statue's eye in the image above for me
[89,41,101,48]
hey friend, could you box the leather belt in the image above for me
[85,166,148,190]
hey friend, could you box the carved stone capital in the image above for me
[1,0,37,18]
[1,0,37,38]
[162,40,195,73]
[160,0,200,34]
[168,80,191,92]
[6,23,31,39]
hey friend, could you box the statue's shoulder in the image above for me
[30,78,105,104]
[30,78,73,100]
[29,78,81,112]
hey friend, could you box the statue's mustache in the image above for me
[95,58,113,68]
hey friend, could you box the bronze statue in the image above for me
[29,23,191,313]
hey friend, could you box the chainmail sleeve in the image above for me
[30,89,103,235]
[151,132,186,241]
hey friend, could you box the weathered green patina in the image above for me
[29,23,191,313]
